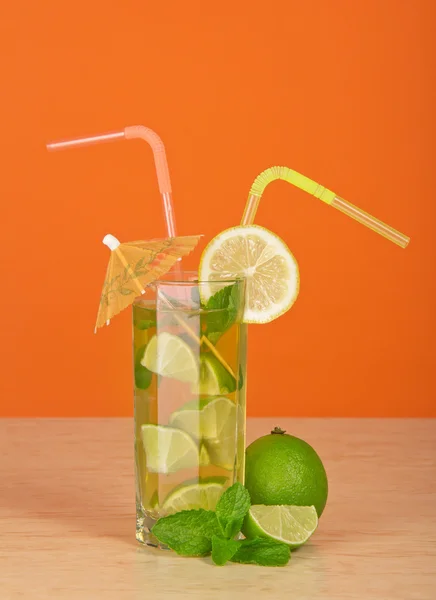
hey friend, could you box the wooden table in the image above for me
[1,418,435,599]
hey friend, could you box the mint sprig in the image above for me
[231,538,291,567]
[135,319,156,331]
[204,283,241,343]
[216,482,250,539]
[151,509,220,556]
[151,483,291,567]
[211,536,240,566]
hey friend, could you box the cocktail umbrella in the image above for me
[95,233,201,331]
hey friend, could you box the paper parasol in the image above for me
[95,234,201,331]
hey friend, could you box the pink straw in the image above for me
[47,126,177,237]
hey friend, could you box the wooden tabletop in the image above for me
[1,418,435,600]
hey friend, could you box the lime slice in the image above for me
[141,332,198,384]
[140,424,199,474]
[162,482,225,514]
[170,396,235,440]
[168,397,206,439]
[198,354,236,395]
[242,505,318,548]
[169,396,237,470]
[199,225,299,324]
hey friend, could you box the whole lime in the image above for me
[244,427,328,516]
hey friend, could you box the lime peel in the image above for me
[162,482,225,514]
[243,504,318,548]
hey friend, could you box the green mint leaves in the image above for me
[151,483,291,567]
[211,535,291,568]
[216,482,251,539]
[204,283,241,344]
[211,536,241,565]
[231,538,291,566]
[135,319,156,331]
[134,345,152,390]
[151,509,220,556]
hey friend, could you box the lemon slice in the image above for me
[199,225,299,324]
[161,481,225,514]
[140,424,199,474]
[141,332,199,384]
[242,505,318,548]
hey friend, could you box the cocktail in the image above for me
[47,125,409,554]
[133,274,247,545]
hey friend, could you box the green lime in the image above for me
[140,424,199,474]
[142,332,198,384]
[198,354,236,395]
[169,396,237,470]
[245,427,328,516]
[161,481,225,514]
[242,505,318,548]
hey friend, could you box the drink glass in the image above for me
[133,272,247,547]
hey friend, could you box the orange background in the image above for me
[1,1,435,417]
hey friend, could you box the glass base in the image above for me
[136,505,169,549]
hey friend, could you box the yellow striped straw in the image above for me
[241,166,409,248]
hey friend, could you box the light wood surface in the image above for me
[1,418,435,599]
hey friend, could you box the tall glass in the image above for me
[133,273,247,547]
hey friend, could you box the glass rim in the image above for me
[154,271,244,287]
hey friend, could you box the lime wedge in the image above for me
[242,505,318,548]
[198,354,236,395]
[142,332,198,384]
[169,396,237,470]
[162,481,225,514]
[199,225,299,324]
[140,424,199,474]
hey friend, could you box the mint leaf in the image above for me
[231,538,291,567]
[211,536,241,566]
[204,283,241,342]
[134,364,152,389]
[215,482,251,539]
[151,510,220,556]
[133,305,157,330]
[135,319,156,330]
[133,345,152,389]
